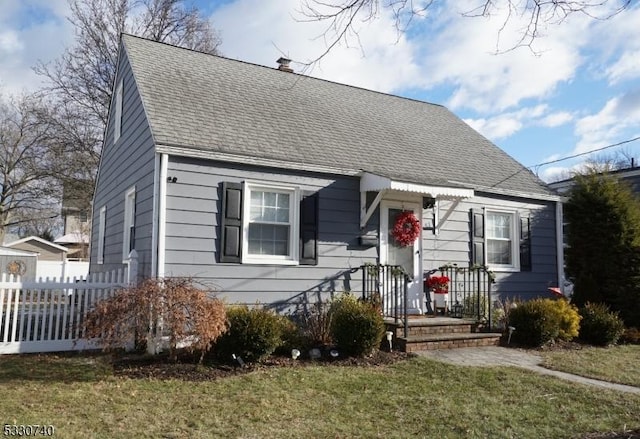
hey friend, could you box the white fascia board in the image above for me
[457,183,562,202]
[155,144,361,177]
[0,247,39,257]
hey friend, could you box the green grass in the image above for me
[540,344,640,387]
[0,353,639,438]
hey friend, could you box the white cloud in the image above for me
[0,0,72,94]
[211,0,423,93]
[573,89,640,155]
[0,31,23,53]
[589,6,640,85]
[539,111,573,128]
[538,165,572,183]
[465,115,522,140]
[414,1,590,113]
[605,50,640,84]
[464,104,572,141]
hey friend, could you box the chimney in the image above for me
[276,57,293,73]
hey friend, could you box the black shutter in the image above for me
[520,215,532,271]
[299,191,319,265]
[220,182,243,263]
[471,208,485,266]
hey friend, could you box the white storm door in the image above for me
[380,202,423,315]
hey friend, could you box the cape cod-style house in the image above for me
[90,35,563,339]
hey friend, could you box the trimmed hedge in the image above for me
[214,306,285,363]
[507,298,580,347]
[330,294,385,357]
[579,303,625,346]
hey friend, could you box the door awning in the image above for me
[359,172,474,229]
[360,172,474,199]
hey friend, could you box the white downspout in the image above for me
[556,201,565,294]
[157,153,168,278]
[151,154,159,277]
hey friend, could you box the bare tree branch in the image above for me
[297,0,632,62]
[0,92,60,242]
[33,0,222,213]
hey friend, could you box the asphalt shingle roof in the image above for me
[122,34,554,198]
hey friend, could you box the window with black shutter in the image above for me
[219,182,319,265]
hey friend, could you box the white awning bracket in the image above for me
[436,199,460,232]
[360,190,384,229]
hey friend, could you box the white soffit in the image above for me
[360,172,474,199]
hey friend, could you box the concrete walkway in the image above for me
[417,346,640,394]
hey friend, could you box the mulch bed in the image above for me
[111,349,414,381]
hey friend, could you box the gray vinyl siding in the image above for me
[163,156,378,310]
[423,193,558,300]
[89,47,156,279]
[164,155,559,307]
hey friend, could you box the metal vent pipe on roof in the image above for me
[276,57,293,73]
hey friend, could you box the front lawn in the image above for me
[0,352,638,438]
[540,344,640,387]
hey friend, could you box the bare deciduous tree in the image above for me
[0,93,59,243]
[298,0,631,61]
[35,0,222,211]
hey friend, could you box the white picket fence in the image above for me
[0,253,138,355]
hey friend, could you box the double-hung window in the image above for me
[97,206,106,264]
[242,183,299,264]
[123,187,136,260]
[114,80,123,143]
[486,210,519,271]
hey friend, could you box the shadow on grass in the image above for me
[0,351,113,383]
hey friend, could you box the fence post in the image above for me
[125,250,138,286]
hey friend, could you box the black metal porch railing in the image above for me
[426,264,495,325]
[359,264,409,338]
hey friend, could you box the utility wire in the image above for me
[527,135,640,169]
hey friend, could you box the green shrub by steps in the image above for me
[555,298,581,341]
[507,298,580,347]
[330,294,385,357]
[579,303,625,346]
[214,306,285,363]
[274,315,307,355]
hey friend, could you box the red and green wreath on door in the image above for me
[391,211,421,247]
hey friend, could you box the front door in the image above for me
[380,202,423,315]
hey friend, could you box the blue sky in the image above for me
[1,0,639,181]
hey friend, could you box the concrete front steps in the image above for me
[385,317,502,353]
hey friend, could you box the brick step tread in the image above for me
[400,332,502,343]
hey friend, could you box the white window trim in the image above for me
[114,80,123,143]
[123,186,136,261]
[485,209,520,272]
[97,206,106,265]
[241,182,300,265]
